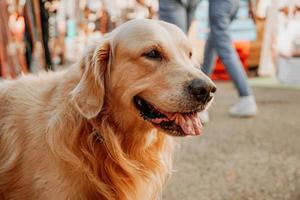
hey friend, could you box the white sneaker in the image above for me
[229,96,258,117]
[199,111,210,124]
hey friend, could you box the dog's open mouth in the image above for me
[133,96,203,136]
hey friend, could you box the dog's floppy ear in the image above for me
[71,40,111,119]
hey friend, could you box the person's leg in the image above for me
[209,0,252,97]
[159,0,188,32]
[205,0,257,117]
[202,34,217,75]
[186,0,201,30]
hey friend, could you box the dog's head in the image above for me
[71,19,216,137]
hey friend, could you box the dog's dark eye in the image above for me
[143,50,162,61]
[189,51,192,58]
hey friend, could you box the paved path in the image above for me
[163,83,300,200]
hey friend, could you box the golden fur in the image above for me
[0,19,213,200]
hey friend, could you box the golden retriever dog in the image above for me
[0,19,216,200]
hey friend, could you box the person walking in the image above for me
[201,0,257,121]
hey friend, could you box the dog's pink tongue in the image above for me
[166,113,202,136]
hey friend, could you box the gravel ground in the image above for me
[163,82,300,200]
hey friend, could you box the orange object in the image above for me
[211,41,250,80]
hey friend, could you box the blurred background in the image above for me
[1,0,300,199]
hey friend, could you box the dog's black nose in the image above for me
[188,78,216,103]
